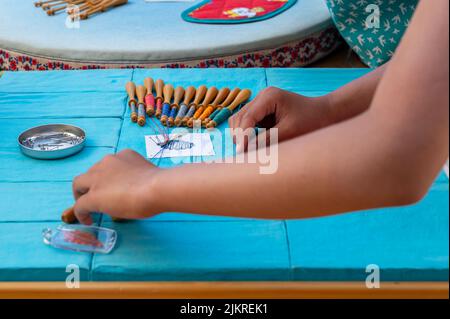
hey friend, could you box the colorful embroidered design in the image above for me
[0,27,340,71]
[325,0,418,68]
[183,0,296,24]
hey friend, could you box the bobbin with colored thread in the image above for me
[199,87,230,126]
[61,207,77,224]
[168,86,185,127]
[144,77,155,116]
[61,206,125,223]
[154,79,164,118]
[160,84,174,126]
[175,86,196,126]
[136,85,147,126]
[188,86,218,128]
[207,89,251,129]
[203,88,241,125]
[182,85,207,126]
[126,81,138,123]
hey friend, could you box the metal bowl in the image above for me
[18,124,86,160]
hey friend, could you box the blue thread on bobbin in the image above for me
[169,107,178,119]
[162,103,171,117]
[209,108,221,121]
[185,105,196,118]
[176,103,189,119]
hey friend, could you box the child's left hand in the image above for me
[72,149,161,225]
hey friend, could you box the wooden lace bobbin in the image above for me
[198,87,230,127]
[175,86,196,126]
[167,86,185,127]
[136,85,147,126]
[144,77,155,116]
[182,85,207,126]
[126,81,138,123]
[61,207,77,224]
[154,79,165,118]
[187,86,218,128]
[160,84,174,126]
[34,1,62,8]
[61,207,125,224]
[204,88,241,125]
[206,89,251,129]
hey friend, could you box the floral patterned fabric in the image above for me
[325,0,419,68]
[0,28,339,71]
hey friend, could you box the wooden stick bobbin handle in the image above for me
[172,86,185,107]
[136,85,147,126]
[126,81,138,122]
[144,77,155,116]
[155,79,165,118]
[168,86,185,126]
[161,84,174,125]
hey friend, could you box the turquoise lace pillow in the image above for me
[325,0,419,68]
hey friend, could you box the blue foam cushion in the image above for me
[0,182,73,222]
[0,222,92,281]
[0,92,126,119]
[0,70,133,93]
[266,68,371,96]
[0,147,113,182]
[92,220,290,281]
[286,183,449,281]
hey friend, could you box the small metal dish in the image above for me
[18,124,86,160]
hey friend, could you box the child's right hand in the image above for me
[228,87,332,152]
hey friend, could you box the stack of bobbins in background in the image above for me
[34,0,128,20]
[126,78,252,129]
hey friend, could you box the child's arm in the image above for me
[72,0,448,223]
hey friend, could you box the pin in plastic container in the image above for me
[42,224,117,254]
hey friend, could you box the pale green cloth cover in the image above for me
[325,0,419,67]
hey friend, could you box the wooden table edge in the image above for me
[0,281,448,299]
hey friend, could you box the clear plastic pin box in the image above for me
[42,225,117,254]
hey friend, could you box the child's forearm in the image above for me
[148,109,420,219]
[324,63,388,126]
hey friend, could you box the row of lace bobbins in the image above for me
[206,89,252,129]
[187,87,219,128]
[202,88,241,126]
[197,87,230,127]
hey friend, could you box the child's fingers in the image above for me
[72,173,91,200]
[228,91,262,131]
[73,193,95,225]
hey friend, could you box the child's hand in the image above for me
[72,150,161,225]
[228,87,332,152]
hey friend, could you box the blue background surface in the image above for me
[0,68,447,281]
